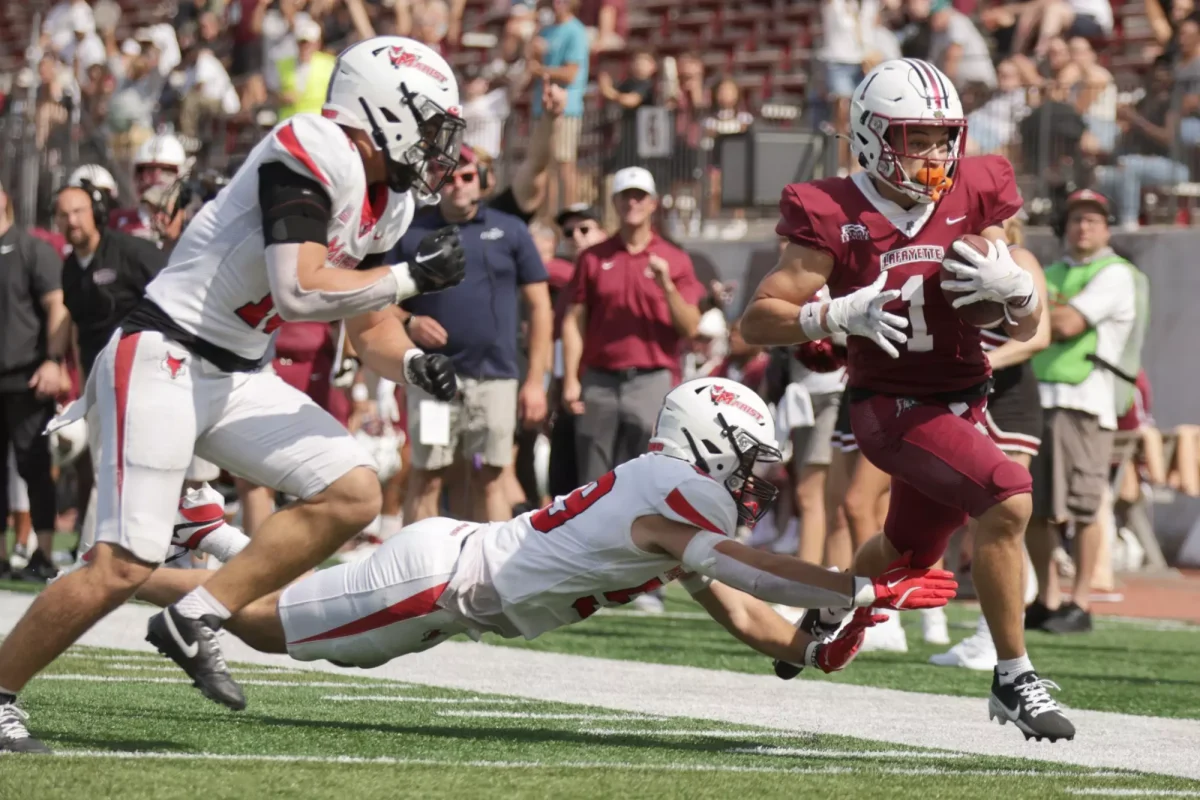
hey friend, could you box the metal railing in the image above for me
[7,78,1199,232]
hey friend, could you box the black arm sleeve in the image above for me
[356,251,388,270]
[259,161,333,247]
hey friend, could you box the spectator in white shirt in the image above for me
[916,0,998,89]
[179,45,241,138]
[1013,0,1113,56]
[462,67,510,159]
[967,59,1030,154]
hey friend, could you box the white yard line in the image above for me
[1066,791,1200,798]
[4,592,1198,780]
[726,746,967,759]
[107,664,297,674]
[20,749,1135,778]
[582,729,816,739]
[436,711,651,721]
[39,675,406,689]
[323,694,527,705]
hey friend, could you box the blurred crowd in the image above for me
[5,0,1200,236]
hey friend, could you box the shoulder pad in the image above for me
[656,472,739,537]
[265,114,358,192]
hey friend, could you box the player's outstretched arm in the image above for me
[688,580,888,673]
[689,580,815,665]
[633,515,957,612]
[740,242,834,346]
[346,309,458,402]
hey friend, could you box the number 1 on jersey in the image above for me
[900,275,934,352]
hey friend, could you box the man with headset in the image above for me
[392,145,553,524]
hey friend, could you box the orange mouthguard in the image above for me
[914,166,953,202]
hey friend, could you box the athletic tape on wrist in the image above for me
[799,302,829,341]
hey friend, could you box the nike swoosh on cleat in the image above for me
[164,611,199,659]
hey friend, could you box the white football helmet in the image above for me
[135,133,188,194]
[67,164,118,198]
[650,377,782,524]
[323,36,464,196]
[849,58,966,204]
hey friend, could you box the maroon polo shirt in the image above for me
[572,233,704,372]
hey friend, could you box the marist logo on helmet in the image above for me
[709,384,764,424]
[373,45,449,83]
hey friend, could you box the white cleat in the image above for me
[929,629,997,671]
[921,607,950,645]
[861,609,908,653]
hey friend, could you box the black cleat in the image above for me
[0,703,51,754]
[17,551,58,584]
[989,668,1075,742]
[146,606,246,711]
[773,607,847,680]
[1024,600,1054,631]
[1042,602,1093,634]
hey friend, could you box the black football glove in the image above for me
[405,352,458,402]
[411,225,466,294]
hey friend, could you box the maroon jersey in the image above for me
[108,207,157,243]
[777,155,1022,396]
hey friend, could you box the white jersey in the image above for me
[143,113,416,362]
[442,453,740,639]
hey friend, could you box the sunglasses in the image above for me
[564,222,597,237]
[450,171,477,185]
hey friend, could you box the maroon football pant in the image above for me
[849,393,1032,569]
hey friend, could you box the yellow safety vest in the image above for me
[278,51,336,120]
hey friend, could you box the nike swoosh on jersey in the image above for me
[947,215,968,224]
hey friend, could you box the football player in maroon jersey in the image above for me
[741,59,1072,742]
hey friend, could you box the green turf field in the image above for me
[9,644,1200,800]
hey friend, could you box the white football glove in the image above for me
[825,274,909,359]
[941,239,1036,317]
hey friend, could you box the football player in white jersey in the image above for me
[0,36,470,744]
[119,379,956,706]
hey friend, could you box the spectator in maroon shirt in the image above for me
[561,167,704,483]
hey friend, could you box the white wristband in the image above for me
[1005,284,1039,321]
[401,348,425,384]
[798,302,829,341]
[804,640,821,669]
[852,576,876,607]
[390,262,419,303]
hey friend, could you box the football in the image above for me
[941,234,1007,328]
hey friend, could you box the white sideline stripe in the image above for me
[108,664,297,674]
[582,728,816,739]
[727,746,967,759]
[597,609,710,621]
[28,750,1130,778]
[4,592,1199,780]
[1066,791,1200,798]
[66,654,171,662]
[323,695,527,705]
[437,711,651,721]
[40,675,404,689]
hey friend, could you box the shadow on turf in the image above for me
[252,716,821,755]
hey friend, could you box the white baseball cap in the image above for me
[611,166,656,198]
[295,17,322,43]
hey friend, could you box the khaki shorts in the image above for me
[407,378,518,471]
[554,116,583,164]
[1030,408,1115,525]
[789,390,841,469]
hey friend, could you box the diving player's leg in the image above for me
[278,517,471,668]
[137,568,289,655]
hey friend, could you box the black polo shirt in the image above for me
[0,226,62,392]
[62,229,166,376]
